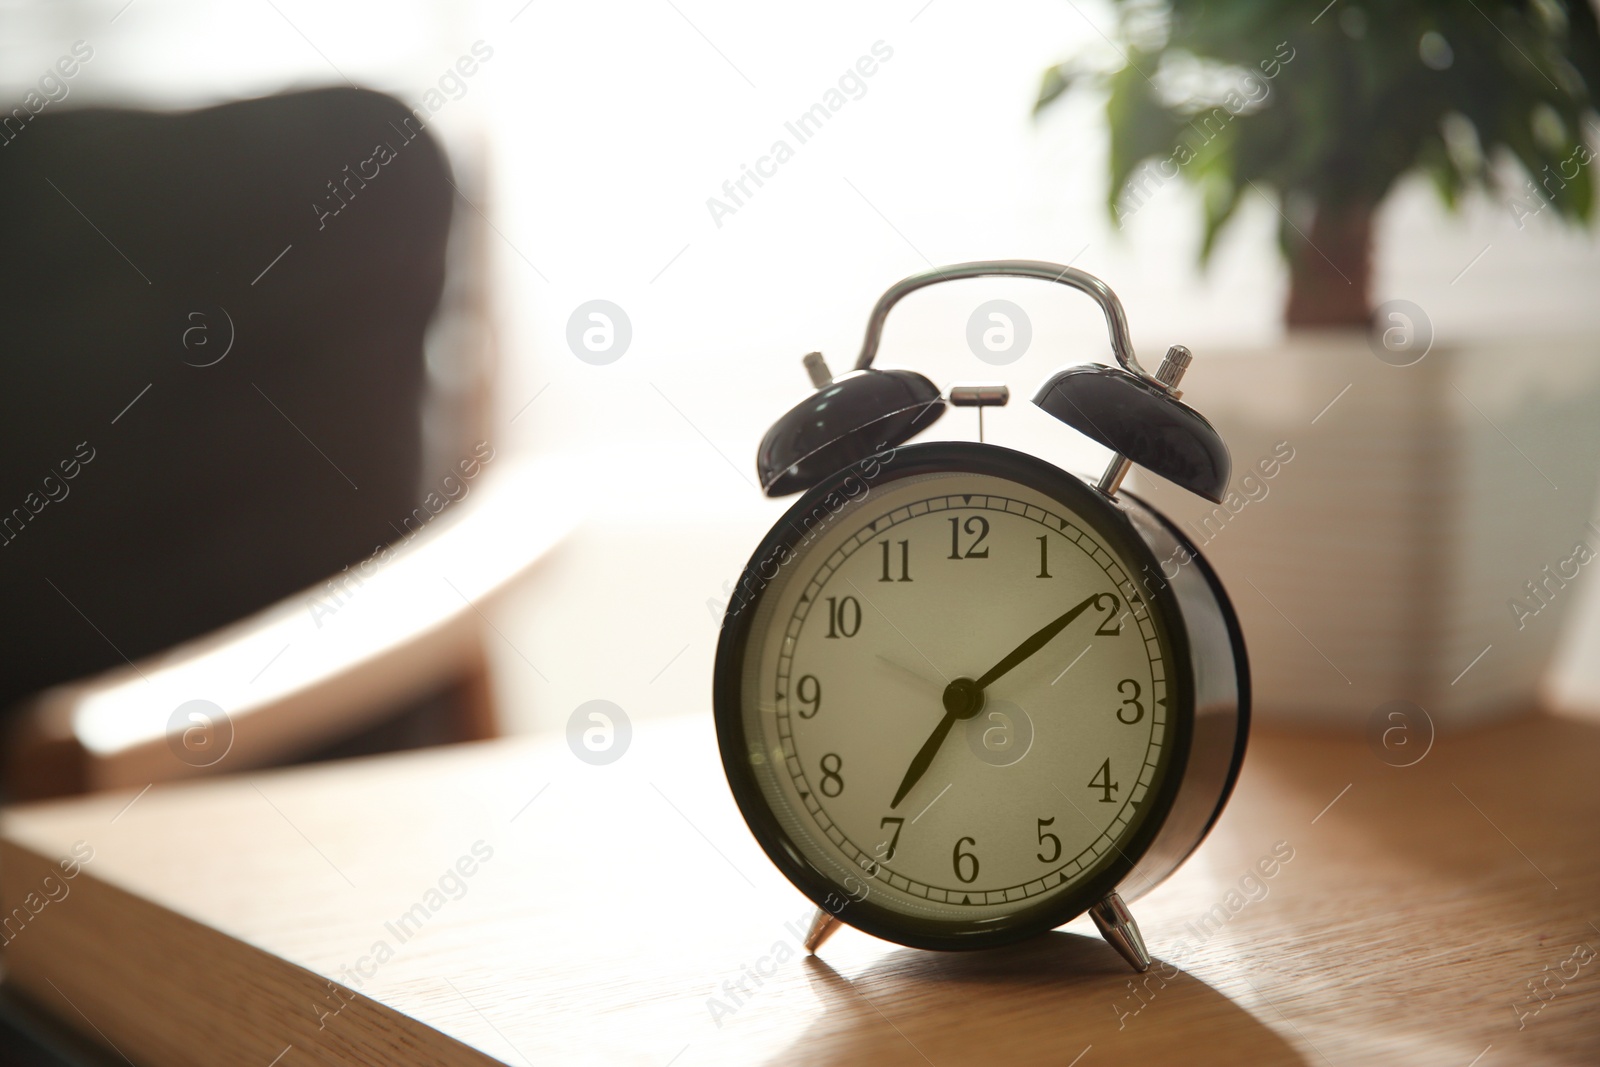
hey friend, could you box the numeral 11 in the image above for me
[879,539,911,582]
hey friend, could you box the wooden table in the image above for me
[2,709,1596,1066]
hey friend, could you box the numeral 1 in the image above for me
[1036,535,1050,578]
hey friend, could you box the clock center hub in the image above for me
[942,677,986,720]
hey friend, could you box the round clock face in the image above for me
[714,443,1193,948]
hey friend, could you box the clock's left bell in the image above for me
[756,353,945,496]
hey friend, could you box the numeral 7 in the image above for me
[877,816,905,861]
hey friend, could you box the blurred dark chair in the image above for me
[0,87,555,799]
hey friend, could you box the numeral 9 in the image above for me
[796,674,821,718]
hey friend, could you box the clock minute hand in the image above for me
[972,593,1103,691]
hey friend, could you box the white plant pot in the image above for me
[1130,333,1600,730]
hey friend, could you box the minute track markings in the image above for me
[772,492,1169,903]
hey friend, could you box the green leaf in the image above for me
[1035,64,1076,114]
[1198,174,1242,264]
[1104,55,1186,222]
[1039,0,1600,272]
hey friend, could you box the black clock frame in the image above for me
[713,441,1201,951]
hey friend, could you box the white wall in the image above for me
[9,0,1598,729]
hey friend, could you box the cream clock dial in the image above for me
[717,444,1194,949]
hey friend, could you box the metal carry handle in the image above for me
[851,259,1152,382]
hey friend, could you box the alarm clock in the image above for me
[712,260,1249,972]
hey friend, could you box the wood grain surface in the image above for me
[2,708,1596,1066]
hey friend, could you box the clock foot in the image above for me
[1090,892,1151,973]
[803,909,843,953]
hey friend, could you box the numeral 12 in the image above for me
[948,516,990,559]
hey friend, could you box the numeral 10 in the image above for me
[824,596,861,639]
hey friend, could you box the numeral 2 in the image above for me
[1093,593,1123,636]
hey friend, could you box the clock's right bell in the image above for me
[1034,362,1231,504]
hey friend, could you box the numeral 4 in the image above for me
[1089,758,1119,803]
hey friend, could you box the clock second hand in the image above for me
[889,592,1108,809]
[876,653,944,689]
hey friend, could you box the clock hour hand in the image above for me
[890,672,988,808]
[890,712,958,809]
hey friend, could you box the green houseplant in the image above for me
[1036,0,1600,326]
[1034,1,1600,728]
